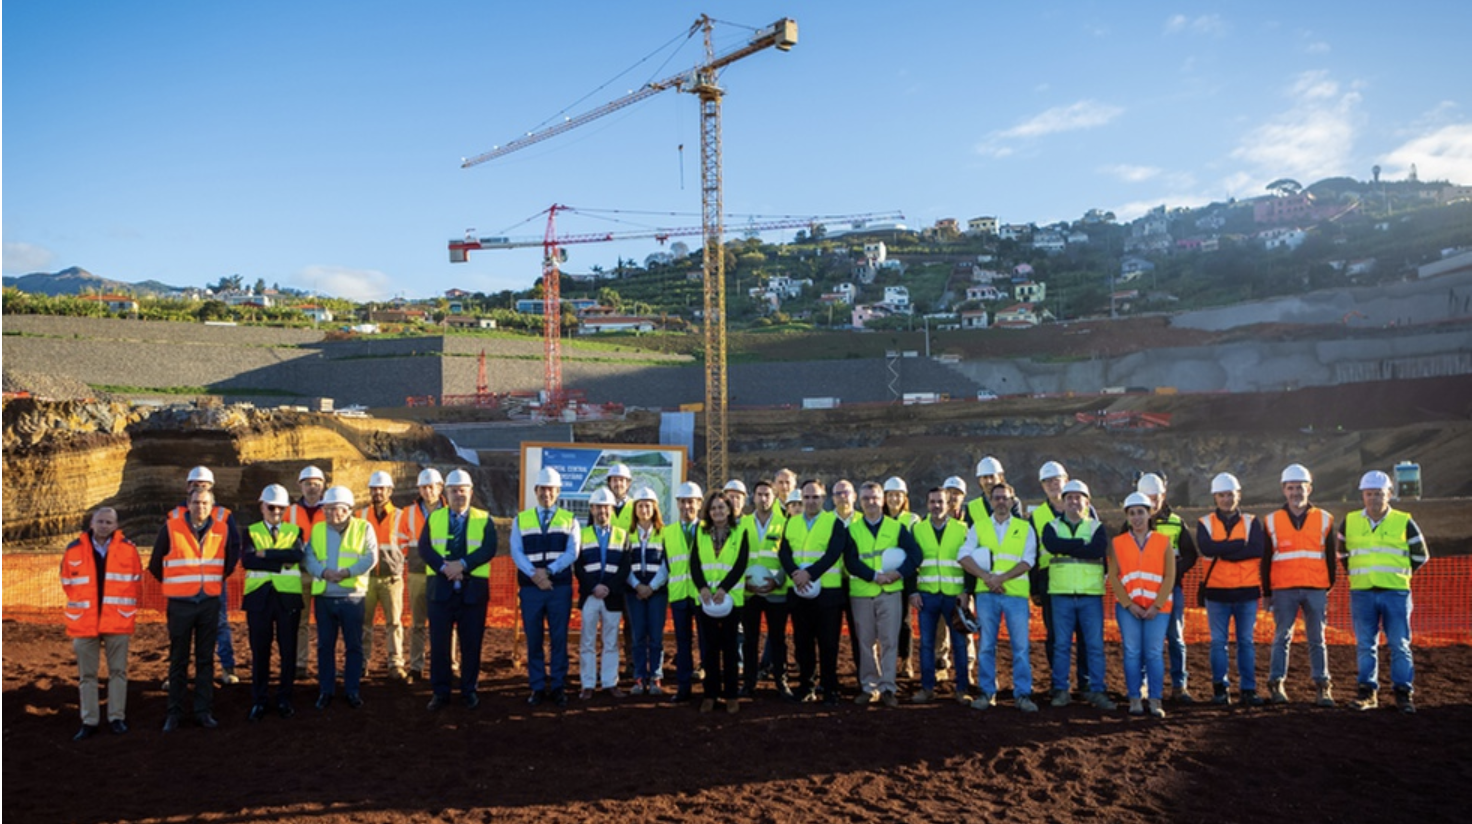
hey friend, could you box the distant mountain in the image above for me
[2,267,185,297]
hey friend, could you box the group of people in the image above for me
[60,454,1428,739]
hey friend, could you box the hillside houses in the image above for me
[79,294,139,314]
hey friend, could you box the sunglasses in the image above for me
[265,505,286,512]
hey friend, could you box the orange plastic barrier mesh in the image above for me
[8,553,1470,646]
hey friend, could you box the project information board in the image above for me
[519,442,689,520]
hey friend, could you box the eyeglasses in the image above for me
[265,505,286,512]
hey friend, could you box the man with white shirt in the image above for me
[959,482,1039,713]
[510,467,581,707]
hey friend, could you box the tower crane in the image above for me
[456,13,797,486]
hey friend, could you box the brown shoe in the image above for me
[727,699,741,715]
[699,698,716,713]
[578,688,594,700]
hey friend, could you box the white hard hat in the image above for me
[1038,461,1067,482]
[1359,470,1393,491]
[793,577,822,599]
[1061,479,1091,499]
[322,486,355,507]
[445,469,474,487]
[187,466,215,484]
[1210,473,1241,494]
[607,463,632,480]
[785,489,802,504]
[259,484,290,507]
[633,487,658,503]
[299,465,325,482]
[746,565,779,588]
[723,479,748,495]
[942,476,968,493]
[368,471,394,488]
[1136,473,1167,496]
[677,481,704,500]
[880,547,908,573]
[535,467,561,488]
[883,477,908,494]
[975,456,1004,477]
[588,487,616,506]
[1281,464,1313,484]
[701,596,734,618]
[1122,492,1153,511]
[417,468,444,487]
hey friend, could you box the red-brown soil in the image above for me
[5,621,1469,823]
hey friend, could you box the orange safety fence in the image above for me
[7,553,1470,647]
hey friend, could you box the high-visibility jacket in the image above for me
[971,517,1033,598]
[1045,517,1106,596]
[914,517,968,596]
[513,508,578,587]
[395,500,439,574]
[1199,512,1262,591]
[611,500,634,533]
[1265,507,1333,590]
[1153,512,1185,553]
[61,532,142,638]
[161,508,230,599]
[357,503,399,576]
[309,518,372,596]
[848,516,906,597]
[244,521,303,595]
[1344,509,1413,591]
[628,525,667,588]
[1031,502,1060,571]
[784,511,843,591]
[577,525,629,579]
[428,508,493,578]
[741,511,789,595]
[662,521,700,603]
[697,527,746,608]
[1112,531,1174,611]
[286,501,326,535]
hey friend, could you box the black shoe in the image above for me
[525,690,544,707]
[778,685,800,703]
[73,724,100,741]
[109,719,129,734]
[195,713,219,729]
[737,686,754,699]
[669,689,693,704]
[427,695,449,712]
[1212,684,1231,706]
[162,715,181,733]
[345,693,363,709]
[463,692,480,709]
[277,702,296,719]
[315,694,333,710]
[552,688,569,707]
[822,693,841,706]
[247,704,269,723]
[1240,689,1265,708]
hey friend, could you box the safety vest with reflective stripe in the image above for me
[61,532,142,638]
[1045,517,1106,596]
[1265,507,1333,590]
[662,522,700,603]
[309,518,372,595]
[1031,502,1060,570]
[429,508,492,579]
[849,517,905,597]
[628,526,667,588]
[1153,512,1185,556]
[1199,512,1262,591]
[611,500,634,533]
[1112,531,1174,611]
[913,517,968,596]
[244,521,303,595]
[972,517,1033,598]
[1344,509,1413,591]
[286,502,326,535]
[741,511,789,595]
[395,500,441,574]
[357,503,398,576]
[697,527,746,608]
[578,524,629,578]
[161,509,229,599]
[784,511,844,591]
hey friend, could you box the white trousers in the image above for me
[579,597,622,689]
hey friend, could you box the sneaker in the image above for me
[880,691,899,708]
[1315,682,1336,708]
[1395,688,1416,714]
[699,698,716,713]
[1016,695,1039,713]
[854,692,877,706]
[1268,679,1288,704]
[955,693,974,707]
[649,681,665,696]
[220,668,240,685]
[1129,698,1145,716]
[1051,689,1071,708]
[1354,688,1378,711]
[911,688,934,704]
[1086,691,1118,711]
[727,698,741,715]
[629,681,646,696]
[970,694,994,711]
[1211,684,1231,706]
[1147,699,1166,719]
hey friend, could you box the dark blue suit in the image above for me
[418,509,498,699]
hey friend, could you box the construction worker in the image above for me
[780,479,849,705]
[942,476,968,521]
[1197,472,1267,707]
[287,465,328,677]
[724,479,750,518]
[965,457,1025,525]
[605,463,635,532]
[397,468,450,683]
[359,471,406,681]
[420,469,498,710]
[1136,472,1199,702]
[1338,470,1429,713]
[1030,460,1090,697]
[845,481,922,708]
[150,487,240,731]
[1109,492,1176,719]
[772,468,799,507]
[663,481,705,704]
[179,466,242,686]
[511,467,580,707]
[625,487,669,695]
[241,484,305,721]
[62,507,141,740]
[909,488,972,705]
[740,479,795,701]
[959,482,1039,713]
[305,485,377,710]
[940,474,972,688]
[783,488,803,518]
[882,477,920,681]
[1264,464,1337,707]
[693,491,749,714]
[1041,480,1115,711]
[577,488,630,700]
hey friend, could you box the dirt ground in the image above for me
[5,620,1470,824]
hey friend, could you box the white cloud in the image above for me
[1305,40,1330,55]
[295,265,395,301]
[978,100,1124,157]
[1226,70,1363,197]
[1164,14,1227,35]
[3,242,57,274]
[1100,164,1162,183]
[1383,123,1472,184]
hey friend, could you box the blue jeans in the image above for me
[314,595,365,696]
[626,589,669,685]
[1051,594,1106,693]
[1351,589,1414,692]
[976,592,1031,698]
[1206,598,1258,691]
[1117,603,1170,700]
[917,592,970,693]
[1269,588,1330,684]
[1167,585,1187,688]
[520,584,573,692]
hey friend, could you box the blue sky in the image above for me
[5,1,1471,300]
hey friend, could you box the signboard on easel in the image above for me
[519,442,689,522]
